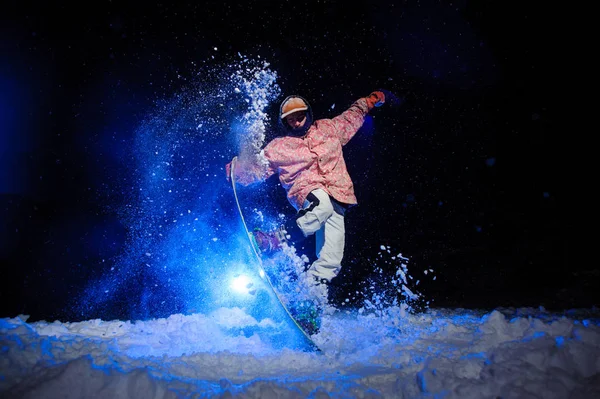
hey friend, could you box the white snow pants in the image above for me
[296,189,346,282]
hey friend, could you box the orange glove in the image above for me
[365,91,385,110]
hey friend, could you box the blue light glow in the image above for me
[73,56,283,324]
[230,274,253,294]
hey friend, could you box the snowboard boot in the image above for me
[289,300,322,336]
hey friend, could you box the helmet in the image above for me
[280,96,309,118]
[278,95,313,136]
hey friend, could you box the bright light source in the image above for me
[231,275,252,293]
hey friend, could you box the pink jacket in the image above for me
[231,97,372,210]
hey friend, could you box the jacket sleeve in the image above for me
[228,148,277,186]
[328,98,370,146]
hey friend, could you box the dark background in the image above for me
[1,1,584,322]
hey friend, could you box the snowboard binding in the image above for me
[289,300,322,335]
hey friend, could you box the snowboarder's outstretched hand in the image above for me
[365,91,386,110]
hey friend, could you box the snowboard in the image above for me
[229,156,322,352]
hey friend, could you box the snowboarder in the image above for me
[227,90,387,290]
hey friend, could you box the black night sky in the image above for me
[1,1,581,323]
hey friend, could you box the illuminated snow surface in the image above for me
[2,306,600,398]
[2,57,599,398]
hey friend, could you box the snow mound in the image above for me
[2,306,599,398]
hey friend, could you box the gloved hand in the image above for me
[365,91,386,110]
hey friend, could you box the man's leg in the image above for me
[293,192,346,323]
[296,189,334,237]
[294,189,347,282]
[308,202,345,282]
